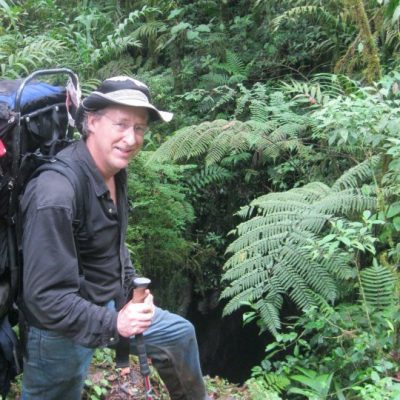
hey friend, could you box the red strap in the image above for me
[0,138,6,157]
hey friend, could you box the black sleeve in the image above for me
[21,171,119,348]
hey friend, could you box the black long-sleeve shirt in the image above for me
[21,140,135,347]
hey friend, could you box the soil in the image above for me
[85,360,253,400]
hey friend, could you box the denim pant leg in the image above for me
[130,307,208,400]
[21,326,95,400]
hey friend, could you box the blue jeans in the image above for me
[21,307,208,400]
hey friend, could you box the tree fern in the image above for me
[150,97,313,168]
[221,180,376,334]
[149,119,253,165]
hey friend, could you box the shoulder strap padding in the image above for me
[32,159,87,234]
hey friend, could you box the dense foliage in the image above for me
[2,0,400,398]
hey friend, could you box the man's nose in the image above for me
[123,129,136,145]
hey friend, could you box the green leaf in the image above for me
[370,370,380,382]
[168,8,184,19]
[187,30,199,40]
[387,201,400,218]
[319,234,337,244]
[393,216,400,231]
[171,22,191,35]
[392,5,400,24]
[196,24,211,33]
[339,237,352,247]
[94,386,102,395]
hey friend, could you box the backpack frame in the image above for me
[0,68,81,397]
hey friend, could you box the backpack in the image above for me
[0,68,83,398]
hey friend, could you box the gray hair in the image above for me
[81,110,104,139]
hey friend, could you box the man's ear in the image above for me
[87,112,100,132]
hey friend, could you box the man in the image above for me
[20,76,209,399]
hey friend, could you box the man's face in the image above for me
[86,105,148,178]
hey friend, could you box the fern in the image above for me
[221,179,377,335]
[96,56,137,81]
[247,372,289,399]
[149,120,254,165]
[201,50,250,89]
[186,165,232,193]
[201,72,230,88]
[360,265,396,309]
[271,5,339,32]
[235,82,270,119]
[150,103,313,169]
[91,8,160,66]
[0,36,66,78]
[332,156,381,191]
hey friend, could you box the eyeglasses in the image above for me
[100,113,148,137]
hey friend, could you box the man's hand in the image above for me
[117,291,155,337]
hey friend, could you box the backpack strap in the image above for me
[24,158,91,278]
[33,159,88,235]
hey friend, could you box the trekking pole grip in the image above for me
[132,277,151,377]
[132,277,151,304]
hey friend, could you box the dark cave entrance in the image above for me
[188,299,272,384]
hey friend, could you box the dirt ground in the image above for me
[85,361,252,400]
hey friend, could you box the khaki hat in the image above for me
[75,76,173,132]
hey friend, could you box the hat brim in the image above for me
[84,90,173,122]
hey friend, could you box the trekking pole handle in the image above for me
[132,277,151,304]
[132,277,152,378]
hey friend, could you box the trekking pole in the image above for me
[132,277,154,400]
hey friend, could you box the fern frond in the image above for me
[223,254,274,282]
[206,120,250,164]
[319,252,354,281]
[97,56,136,80]
[360,265,396,308]
[273,261,316,310]
[332,156,381,191]
[209,86,236,112]
[222,175,376,334]
[149,120,253,165]
[201,72,230,87]
[186,165,232,193]
[219,50,246,76]
[96,33,142,64]
[255,297,282,335]
[314,189,377,214]
[271,5,339,32]
[1,36,66,78]
[133,21,166,41]
[282,244,337,303]
[221,286,265,315]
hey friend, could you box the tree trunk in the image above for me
[336,0,381,83]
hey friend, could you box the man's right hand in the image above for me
[117,291,154,337]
